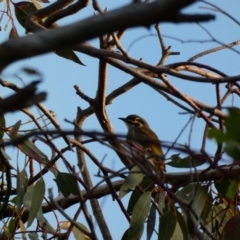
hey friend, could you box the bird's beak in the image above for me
[119,117,127,123]
[119,117,132,129]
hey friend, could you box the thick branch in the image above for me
[1,166,239,221]
[0,0,214,71]
[0,81,46,113]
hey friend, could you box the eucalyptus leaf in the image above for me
[24,178,45,227]
[119,166,144,199]
[129,191,152,240]
[17,168,28,212]
[167,154,206,168]
[158,206,177,240]
[127,175,154,214]
[55,172,79,197]
[146,203,156,240]
[176,183,208,217]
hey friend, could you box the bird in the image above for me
[119,114,165,173]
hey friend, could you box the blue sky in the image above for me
[1,0,240,239]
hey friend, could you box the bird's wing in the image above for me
[133,127,164,157]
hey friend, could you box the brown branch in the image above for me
[75,43,240,84]
[214,83,223,164]
[188,39,240,62]
[0,81,46,114]
[74,77,140,126]
[98,56,226,119]
[160,74,215,128]
[0,0,214,70]
[167,61,228,77]
[2,166,240,221]
[200,0,240,27]
[75,80,133,167]
[30,0,74,21]
[43,0,90,28]
[155,23,180,66]
[73,108,112,240]
[48,188,96,239]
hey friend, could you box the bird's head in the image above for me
[119,115,149,130]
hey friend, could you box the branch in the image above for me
[0,81,46,114]
[0,0,214,70]
[2,166,240,221]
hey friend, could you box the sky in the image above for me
[0,0,240,239]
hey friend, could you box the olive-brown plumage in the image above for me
[119,115,165,172]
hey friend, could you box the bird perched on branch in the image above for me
[119,114,165,173]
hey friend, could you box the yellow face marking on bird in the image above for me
[119,115,149,128]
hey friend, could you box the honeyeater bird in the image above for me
[119,114,165,173]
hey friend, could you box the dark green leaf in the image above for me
[225,108,240,142]
[171,221,184,239]
[3,226,11,238]
[147,203,156,240]
[0,146,11,172]
[10,196,17,205]
[0,114,5,140]
[140,175,155,192]
[176,183,208,217]
[14,2,38,28]
[55,49,85,66]
[19,137,58,175]
[17,168,28,212]
[8,128,57,175]
[170,153,180,160]
[8,217,15,234]
[176,211,189,239]
[202,210,213,239]
[121,229,130,240]
[119,166,144,199]
[157,191,165,215]
[208,128,229,143]
[0,145,11,172]
[215,179,232,197]
[129,191,152,240]
[17,138,49,164]
[158,206,177,240]
[127,188,142,215]
[0,148,11,160]
[27,178,45,227]
[28,232,39,240]
[213,203,234,235]
[226,179,238,200]
[56,172,79,197]
[208,108,240,161]
[224,141,240,160]
[127,175,154,214]
[9,120,21,138]
[167,154,206,168]
[201,192,213,222]
[36,207,54,232]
